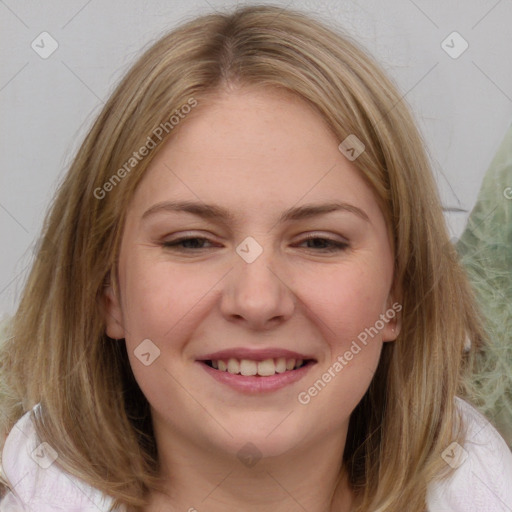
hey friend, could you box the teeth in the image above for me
[258,359,276,377]
[227,358,239,374]
[275,357,287,373]
[209,357,308,376]
[240,359,257,376]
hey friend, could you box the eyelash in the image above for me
[162,234,349,253]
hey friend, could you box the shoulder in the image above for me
[0,405,126,512]
[426,397,512,512]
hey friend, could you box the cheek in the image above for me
[295,264,388,419]
[296,261,391,349]
[119,253,217,343]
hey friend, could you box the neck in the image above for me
[145,424,355,512]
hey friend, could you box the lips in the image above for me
[198,356,316,393]
[198,347,316,362]
[197,348,317,379]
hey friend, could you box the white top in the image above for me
[1,397,511,511]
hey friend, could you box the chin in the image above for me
[210,417,311,463]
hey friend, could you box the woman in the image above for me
[1,5,511,511]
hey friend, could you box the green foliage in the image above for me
[457,124,512,447]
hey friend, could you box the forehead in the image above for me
[166,87,339,172]
[127,87,384,228]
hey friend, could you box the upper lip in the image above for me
[198,347,316,362]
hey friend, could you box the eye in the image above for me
[160,234,349,253]
[296,234,349,253]
[162,236,219,250]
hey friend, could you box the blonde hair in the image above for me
[0,5,485,511]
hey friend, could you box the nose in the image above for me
[219,246,296,330]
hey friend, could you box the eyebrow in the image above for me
[141,200,370,224]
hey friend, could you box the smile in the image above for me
[205,357,309,376]
[198,357,316,394]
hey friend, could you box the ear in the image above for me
[102,272,126,340]
[381,292,402,343]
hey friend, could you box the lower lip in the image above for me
[198,361,315,393]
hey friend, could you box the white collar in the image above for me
[1,405,124,511]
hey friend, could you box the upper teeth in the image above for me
[211,357,304,376]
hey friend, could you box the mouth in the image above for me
[202,357,314,376]
[196,349,317,393]
[202,357,316,377]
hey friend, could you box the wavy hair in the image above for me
[0,5,485,511]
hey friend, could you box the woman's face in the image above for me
[105,87,399,461]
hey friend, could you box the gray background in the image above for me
[1,0,512,316]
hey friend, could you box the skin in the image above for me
[104,86,400,512]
